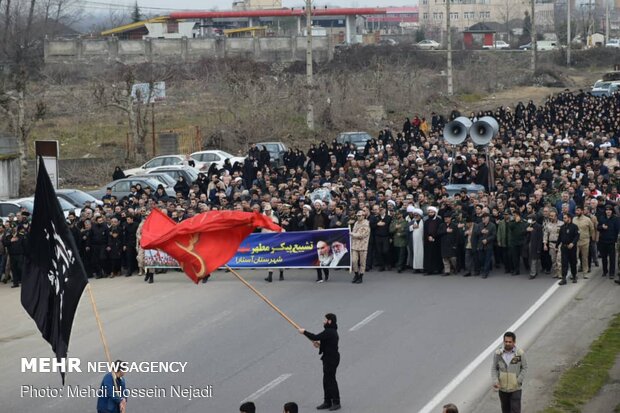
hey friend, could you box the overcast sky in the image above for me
[129,0,418,12]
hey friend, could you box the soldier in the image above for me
[573,206,595,278]
[543,209,563,278]
[350,210,370,284]
[389,209,408,273]
[507,213,528,276]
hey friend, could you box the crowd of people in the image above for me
[2,89,620,286]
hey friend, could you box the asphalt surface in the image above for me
[0,267,579,412]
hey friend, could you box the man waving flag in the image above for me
[21,157,88,384]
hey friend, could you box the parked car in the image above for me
[519,41,558,51]
[605,39,620,48]
[378,38,398,46]
[482,40,510,50]
[123,155,204,177]
[590,81,620,97]
[89,177,175,200]
[56,188,103,208]
[255,142,288,167]
[146,172,178,187]
[336,131,373,153]
[416,39,440,50]
[190,150,246,171]
[1,197,79,222]
[147,165,199,184]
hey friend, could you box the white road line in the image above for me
[242,374,292,402]
[349,310,384,332]
[417,282,560,413]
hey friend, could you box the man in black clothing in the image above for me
[122,215,139,276]
[299,313,341,411]
[557,213,580,285]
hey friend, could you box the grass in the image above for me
[458,93,485,103]
[540,313,620,413]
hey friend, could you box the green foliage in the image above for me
[131,1,141,23]
[540,313,620,413]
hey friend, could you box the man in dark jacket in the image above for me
[122,215,139,276]
[3,225,28,288]
[557,213,580,285]
[476,213,497,279]
[438,212,459,276]
[424,206,443,275]
[507,213,528,275]
[90,215,109,278]
[369,205,391,271]
[597,205,620,279]
[527,215,544,279]
[299,313,341,411]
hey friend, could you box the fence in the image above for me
[124,126,203,158]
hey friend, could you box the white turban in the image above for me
[413,208,423,216]
[406,205,415,213]
[387,200,396,207]
[427,206,438,214]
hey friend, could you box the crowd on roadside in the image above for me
[3,88,620,286]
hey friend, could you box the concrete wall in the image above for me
[45,36,334,64]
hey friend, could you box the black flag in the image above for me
[21,157,88,384]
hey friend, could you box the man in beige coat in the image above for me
[573,206,595,278]
[350,210,371,284]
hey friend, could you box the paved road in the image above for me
[0,268,576,412]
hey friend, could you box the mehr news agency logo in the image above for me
[20,358,213,400]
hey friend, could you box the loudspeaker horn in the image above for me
[443,116,472,145]
[470,116,498,146]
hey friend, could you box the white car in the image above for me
[416,39,440,50]
[123,155,204,177]
[190,150,246,171]
[606,39,620,48]
[483,40,510,50]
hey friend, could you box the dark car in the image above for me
[336,131,373,153]
[89,177,175,200]
[255,142,288,168]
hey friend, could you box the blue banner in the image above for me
[144,229,351,269]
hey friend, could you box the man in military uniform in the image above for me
[543,209,563,278]
[573,206,595,278]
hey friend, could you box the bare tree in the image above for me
[0,68,46,175]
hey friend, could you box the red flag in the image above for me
[140,209,282,283]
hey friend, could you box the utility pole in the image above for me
[531,0,537,73]
[567,0,571,65]
[305,0,314,130]
[606,0,610,44]
[447,0,453,96]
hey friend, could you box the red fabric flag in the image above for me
[140,209,282,283]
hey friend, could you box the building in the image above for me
[366,7,419,31]
[419,0,555,35]
[232,0,282,10]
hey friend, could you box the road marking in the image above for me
[417,282,560,413]
[349,310,384,331]
[242,374,292,402]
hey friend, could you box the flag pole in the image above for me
[85,283,119,392]
[86,284,113,364]
[225,265,301,330]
